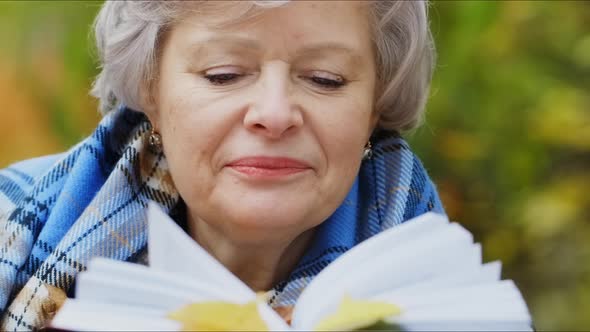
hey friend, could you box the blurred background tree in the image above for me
[0,1,588,330]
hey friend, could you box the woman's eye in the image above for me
[303,73,347,90]
[204,73,243,85]
[310,76,346,88]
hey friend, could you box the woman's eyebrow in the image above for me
[295,43,365,66]
[185,36,262,58]
[185,37,364,66]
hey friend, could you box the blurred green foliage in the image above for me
[0,1,101,163]
[413,1,590,329]
[0,1,588,330]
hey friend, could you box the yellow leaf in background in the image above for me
[168,300,268,331]
[314,295,402,331]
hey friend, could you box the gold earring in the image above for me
[363,141,373,160]
[148,129,163,153]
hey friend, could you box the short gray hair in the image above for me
[92,1,435,132]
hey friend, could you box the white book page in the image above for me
[54,297,290,331]
[380,280,529,312]
[293,212,448,325]
[401,321,533,331]
[293,222,478,329]
[65,204,289,331]
[147,202,254,301]
[76,269,234,311]
[371,261,502,302]
[396,301,530,321]
[51,299,181,331]
[78,258,235,304]
[374,280,532,331]
[147,202,289,330]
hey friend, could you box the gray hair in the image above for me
[92,1,435,132]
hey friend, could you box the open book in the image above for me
[51,202,532,331]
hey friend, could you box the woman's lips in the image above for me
[225,157,311,178]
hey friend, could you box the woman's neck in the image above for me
[187,214,315,292]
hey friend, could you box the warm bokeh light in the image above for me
[1,1,588,330]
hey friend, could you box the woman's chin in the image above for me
[226,205,310,229]
[215,200,321,238]
[212,179,322,223]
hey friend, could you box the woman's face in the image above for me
[148,1,377,243]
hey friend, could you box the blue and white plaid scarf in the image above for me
[0,107,444,330]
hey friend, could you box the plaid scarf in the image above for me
[0,107,444,330]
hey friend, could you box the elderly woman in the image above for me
[0,0,443,329]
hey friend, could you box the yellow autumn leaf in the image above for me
[168,300,268,331]
[314,295,402,331]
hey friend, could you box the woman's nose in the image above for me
[243,63,303,140]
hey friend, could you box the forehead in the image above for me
[179,1,371,30]
[170,1,373,61]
